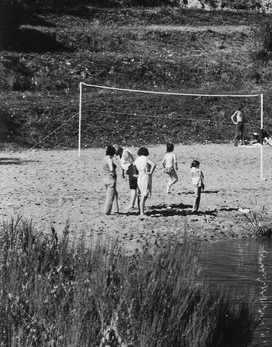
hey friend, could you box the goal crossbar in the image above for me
[80,82,260,98]
[78,82,265,180]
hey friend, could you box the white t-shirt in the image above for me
[162,152,177,168]
[191,167,204,187]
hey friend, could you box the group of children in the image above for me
[102,143,205,217]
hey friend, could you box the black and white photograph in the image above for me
[1,0,272,345]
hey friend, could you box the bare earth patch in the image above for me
[1,143,272,252]
[137,25,251,33]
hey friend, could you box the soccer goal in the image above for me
[78,82,266,180]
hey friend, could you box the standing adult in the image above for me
[134,147,156,217]
[102,145,119,215]
[115,144,137,210]
[231,106,246,146]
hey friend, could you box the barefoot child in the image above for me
[190,160,204,213]
[162,142,178,194]
[115,144,137,210]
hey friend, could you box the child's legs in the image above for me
[128,173,137,208]
[166,172,173,193]
[193,186,201,211]
[129,189,137,207]
[166,171,178,193]
[170,170,178,185]
[166,173,171,193]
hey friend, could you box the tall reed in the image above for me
[0,217,259,347]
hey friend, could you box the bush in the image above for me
[0,0,37,51]
[0,217,259,346]
[260,20,272,53]
[0,0,18,50]
[253,20,272,63]
[242,206,272,237]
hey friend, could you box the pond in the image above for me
[199,238,272,347]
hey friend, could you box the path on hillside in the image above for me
[132,24,251,34]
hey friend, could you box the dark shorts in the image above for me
[129,176,137,190]
[126,164,138,190]
[164,166,174,174]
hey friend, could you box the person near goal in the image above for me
[162,142,178,194]
[190,160,205,214]
[231,105,246,146]
[102,145,119,215]
[133,147,156,217]
[115,144,138,210]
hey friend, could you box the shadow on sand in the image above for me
[0,157,40,165]
[183,190,219,195]
[124,202,218,218]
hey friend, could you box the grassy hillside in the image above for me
[1,6,272,149]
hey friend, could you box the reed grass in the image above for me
[242,206,272,238]
[0,217,258,347]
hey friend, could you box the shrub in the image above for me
[242,206,272,237]
[260,20,272,54]
[253,20,272,63]
[0,0,19,50]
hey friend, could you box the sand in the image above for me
[1,143,272,252]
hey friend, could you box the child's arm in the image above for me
[231,111,238,124]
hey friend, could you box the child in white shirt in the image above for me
[162,142,178,194]
[190,160,204,213]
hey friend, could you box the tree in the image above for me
[0,0,27,50]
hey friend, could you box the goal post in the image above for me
[78,82,265,180]
[260,92,264,180]
[79,81,84,159]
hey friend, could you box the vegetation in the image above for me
[242,206,272,237]
[0,217,258,346]
[0,5,265,346]
[1,5,272,148]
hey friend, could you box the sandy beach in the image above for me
[1,143,272,252]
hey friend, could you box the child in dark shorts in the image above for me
[115,145,138,210]
[126,164,138,190]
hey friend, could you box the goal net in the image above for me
[78,83,266,179]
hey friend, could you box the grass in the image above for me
[242,205,272,237]
[0,6,266,346]
[1,6,272,148]
[0,217,259,346]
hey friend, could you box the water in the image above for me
[199,238,272,347]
